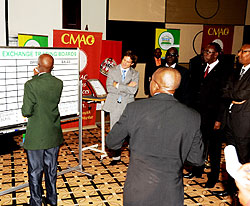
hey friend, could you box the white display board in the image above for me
[0,47,79,129]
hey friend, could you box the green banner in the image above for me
[155,28,180,58]
[18,34,48,47]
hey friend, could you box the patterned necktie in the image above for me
[204,66,210,78]
[122,70,126,82]
[117,70,127,103]
[239,68,245,80]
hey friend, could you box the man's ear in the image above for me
[214,52,219,59]
[155,81,160,90]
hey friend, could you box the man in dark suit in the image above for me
[22,54,63,206]
[106,67,204,206]
[223,44,250,165]
[185,42,231,188]
[144,48,162,96]
[162,47,191,105]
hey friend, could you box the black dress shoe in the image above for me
[109,159,121,165]
[183,172,195,178]
[231,193,240,206]
[183,172,202,178]
[205,180,217,188]
[211,190,229,196]
[44,196,57,206]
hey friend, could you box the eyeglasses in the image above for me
[166,53,178,57]
[238,50,250,53]
[203,50,215,55]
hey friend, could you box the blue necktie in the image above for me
[117,70,126,103]
[122,70,126,82]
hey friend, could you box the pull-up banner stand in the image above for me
[53,29,103,130]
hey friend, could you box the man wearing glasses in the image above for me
[185,42,231,189]
[162,47,191,106]
[222,44,250,198]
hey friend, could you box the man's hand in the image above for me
[34,67,39,75]
[236,163,250,206]
[128,81,137,87]
[213,121,221,130]
[232,100,246,104]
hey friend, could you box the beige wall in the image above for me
[166,0,247,25]
[135,63,147,99]
[82,0,107,39]
[232,26,244,54]
[245,0,250,25]
[0,0,5,46]
[165,23,203,63]
[9,0,62,46]
[109,0,165,22]
[7,0,107,46]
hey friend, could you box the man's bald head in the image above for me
[150,67,181,96]
[38,54,54,73]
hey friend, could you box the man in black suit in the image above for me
[220,43,250,202]
[223,44,250,165]
[185,42,231,188]
[144,48,163,96]
[106,67,204,206]
[162,47,191,105]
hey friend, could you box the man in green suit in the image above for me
[22,54,63,206]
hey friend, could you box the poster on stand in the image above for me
[53,29,102,129]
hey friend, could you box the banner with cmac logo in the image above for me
[53,29,103,129]
[201,25,234,54]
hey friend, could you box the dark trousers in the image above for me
[26,146,59,206]
[223,112,250,197]
[205,129,222,181]
[225,113,250,164]
[192,123,222,181]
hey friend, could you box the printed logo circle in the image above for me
[158,32,174,51]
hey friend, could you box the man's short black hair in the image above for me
[209,42,222,54]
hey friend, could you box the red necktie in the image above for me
[204,66,210,78]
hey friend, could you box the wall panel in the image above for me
[0,0,6,46]
[245,0,250,25]
[109,0,165,22]
[166,0,247,25]
[232,26,244,53]
[165,23,203,63]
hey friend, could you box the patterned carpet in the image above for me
[0,125,233,205]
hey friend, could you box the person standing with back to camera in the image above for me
[103,50,139,165]
[106,68,204,206]
[22,54,63,206]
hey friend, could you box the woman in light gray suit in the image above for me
[103,50,139,165]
